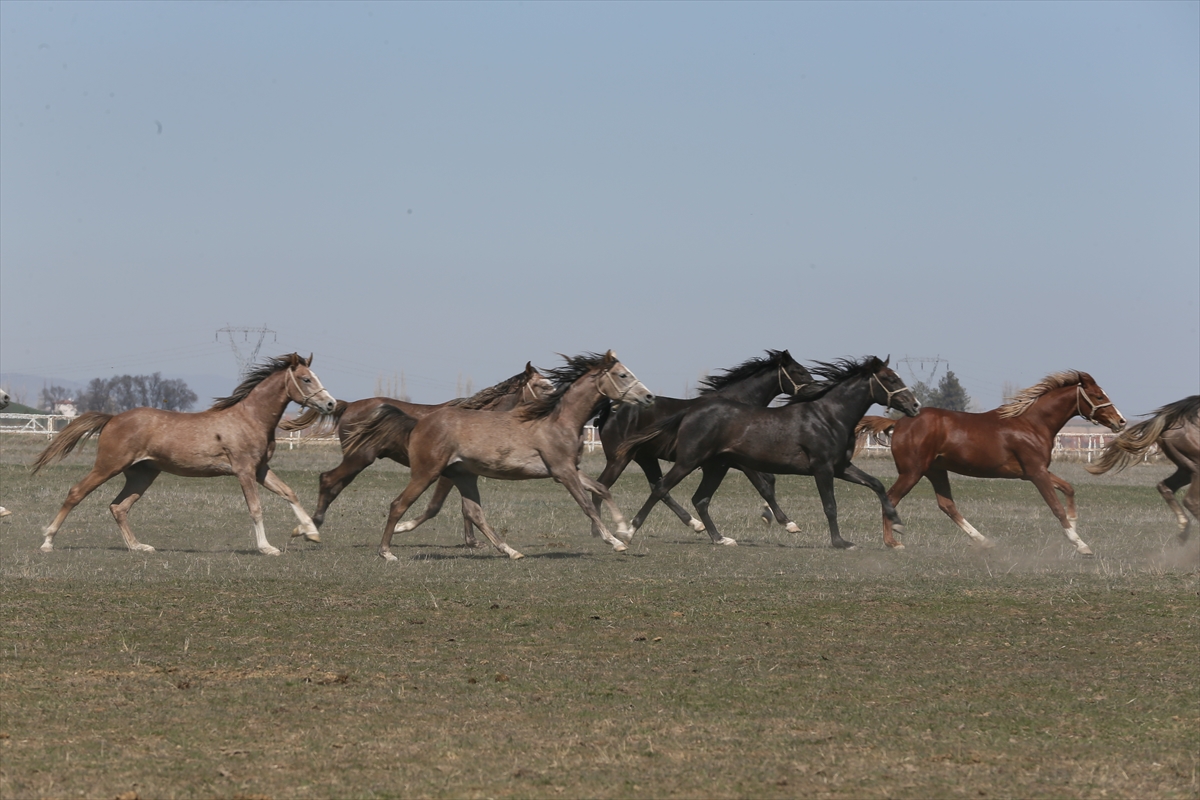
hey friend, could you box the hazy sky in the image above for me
[2,0,1197,415]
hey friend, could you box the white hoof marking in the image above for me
[40,542,54,553]
[380,551,399,562]
[690,518,707,532]
[717,537,738,546]
[1076,544,1094,556]
[612,541,628,552]
[260,546,282,556]
[785,522,800,534]
[615,525,635,544]
[395,521,416,533]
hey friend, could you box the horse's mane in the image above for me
[1086,395,1199,474]
[697,350,803,395]
[211,354,300,410]
[996,371,1086,419]
[516,352,610,421]
[449,369,534,411]
[784,357,882,406]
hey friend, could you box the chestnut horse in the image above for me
[857,370,1126,554]
[1087,395,1198,541]
[283,362,551,545]
[592,350,814,542]
[345,351,654,561]
[33,354,336,555]
[621,357,919,549]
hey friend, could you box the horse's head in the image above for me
[777,349,814,397]
[0,388,9,411]
[597,350,655,407]
[1075,373,1125,432]
[523,362,554,403]
[285,354,336,414]
[868,357,920,417]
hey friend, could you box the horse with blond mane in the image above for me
[857,370,1125,554]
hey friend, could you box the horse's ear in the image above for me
[286,353,301,367]
[782,349,791,359]
[306,353,313,367]
[604,349,618,365]
[524,361,535,375]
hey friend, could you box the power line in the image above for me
[216,326,277,376]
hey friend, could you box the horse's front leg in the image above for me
[236,468,279,555]
[629,461,695,533]
[1027,470,1092,555]
[452,474,523,559]
[579,473,635,544]
[839,463,905,547]
[260,468,321,544]
[813,467,855,550]
[550,467,627,552]
[638,455,706,533]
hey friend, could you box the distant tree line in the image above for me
[909,369,972,412]
[40,373,197,413]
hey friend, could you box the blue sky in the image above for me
[1,1,1197,414]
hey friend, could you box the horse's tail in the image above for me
[342,404,418,456]
[614,411,686,462]
[854,415,896,458]
[1086,413,1170,475]
[31,411,113,474]
[280,399,348,433]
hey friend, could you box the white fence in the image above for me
[0,416,1135,462]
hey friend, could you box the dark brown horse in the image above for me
[622,357,919,549]
[857,370,1126,554]
[283,363,551,545]
[345,351,654,561]
[592,350,814,543]
[1087,395,1198,541]
[33,354,336,555]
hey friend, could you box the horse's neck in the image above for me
[547,373,603,431]
[1023,386,1080,434]
[235,371,292,429]
[809,376,877,430]
[715,370,783,406]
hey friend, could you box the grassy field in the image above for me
[0,434,1196,799]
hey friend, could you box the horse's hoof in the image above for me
[507,549,525,560]
[394,521,416,533]
[892,523,906,535]
[890,543,905,550]
[133,543,156,553]
[716,537,738,546]
[260,547,282,556]
[612,541,628,552]
[0,507,11,518]
[380,550,399,562]
[785,522,801,534]
[690,519,707,533]
[39,542,53,553]
[1076,545,1094,557]
[615,526,635,544]
[832,540,857,550]
[978,538,997,550]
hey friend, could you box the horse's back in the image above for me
[893,407,1038,477]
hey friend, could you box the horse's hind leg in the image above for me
[638,456,705,534]
[380,470,441,562]
[393,477,482,548]
[878,468,924,549]
[41,463,125,552]
[309,451,374,529]
[924,468,993,548]
[744,470,800,533]
[260,468,321,544]
[692,464,736,545]
[109,464,161,552]
[451,475,523,559]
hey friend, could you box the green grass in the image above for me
[1,435,1196,799]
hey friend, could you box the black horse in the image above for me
[592,350,813,544]
[621,356,920,549]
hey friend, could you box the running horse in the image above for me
[592,350,814,543]
[32,354,336,555]
[857,370,1126,554]
[345,351,654,561]
[282,362,552,546]
[1087,395,1198,542]
[0,388,9,518]
[621,357,919,549]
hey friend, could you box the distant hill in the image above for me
[2,402,44,414]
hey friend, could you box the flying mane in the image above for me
[784,356,883,406]
[996,371,1086,419]
[697,350,802,395]
[516,352,611,421]
[449,368,537,410]
[211,354,303,410]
